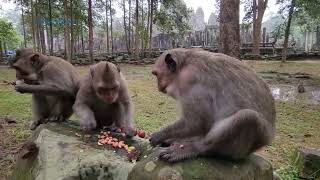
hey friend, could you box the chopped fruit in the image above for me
[127,150,139,162]
[97,130,141,161]
[128,146,135,152]
[137,130,145,138]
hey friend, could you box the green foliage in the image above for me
[155,0,191,42]
[0,18,22,49]
[275,166,300,180]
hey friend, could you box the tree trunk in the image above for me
[109,0,113,53]
[148,0,154,56]
[218,0,240,58]
[105,0,109,52]
[48,0,53,55]
[31,0,37,50]
[252,0,268,55]
[21,0,27,48]
[88,0,94,63]
[64,0,71,61]
[0,41,3,61]
[129,0,132,51]
[141,0,144,54]
[81,22,85,53]
[35,1,41,52]
[316,26,320,49]
[146,0,150,50]
[40,23,46,53]
[134,0,139,60]
[123,0,131,53]
[282,0,295,63]
[46,24,50,53]
[70,0,74,60]
[57,33,61,51]
[80,8,85,53]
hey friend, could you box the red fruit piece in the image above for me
[137,130,145,138]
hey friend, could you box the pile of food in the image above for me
[96,129,146,162]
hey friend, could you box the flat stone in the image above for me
[11,121,151,180]
[294,147,320,179]
[144,161,157,172]
[128,149,273,180]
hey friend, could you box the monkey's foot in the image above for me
[158,143,200,162]
[103,126,119,132]
[48,115,65,122]
[29,120,42,130]
[149,132,165,147]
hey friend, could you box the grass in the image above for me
[1,60,320,179]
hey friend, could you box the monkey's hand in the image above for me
[15,83,29,94]
[80,119,97,131]
[150,131,165,147]
[123,127,136,138]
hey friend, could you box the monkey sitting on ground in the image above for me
[150,48,275,162]
[12,48,79,130]
[73,62,135,137]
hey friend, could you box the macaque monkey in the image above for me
[150,48,275,162]
[73,62,135,137]
[12,48,79,130]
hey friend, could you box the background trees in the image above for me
[0,18,21,60]
[218,0,240,58]
[0,0,318,62]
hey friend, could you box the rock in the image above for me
[294,147,320,179]
[4,116,17,124]
[11,121,151,180]
[115,56,124,62]
[128,149,273,180]
[12,121,274,180]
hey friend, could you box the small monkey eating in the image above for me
[12,48,79,130]
[73,62,135,137]
[150,48,275,162]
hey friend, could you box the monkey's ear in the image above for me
[30,54,41,67]
[165,53,177,72]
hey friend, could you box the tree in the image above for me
[134,0,139,60]
[219,0,240,58]
[148,0,156,55]
[122,0,131,53]
[48,0,53,55]
[88,0,94,63]
[0,18,21,60]
[64,0,71,61]
[251,0,268,55]
[20,0,27,48]
[282,0,296,63]
[155,0,191,47]
[109,0,114,53]
[106,0,110,52]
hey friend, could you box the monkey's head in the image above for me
[152,49,185,98]
[12,49,47,84]
[90,62,121,104]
